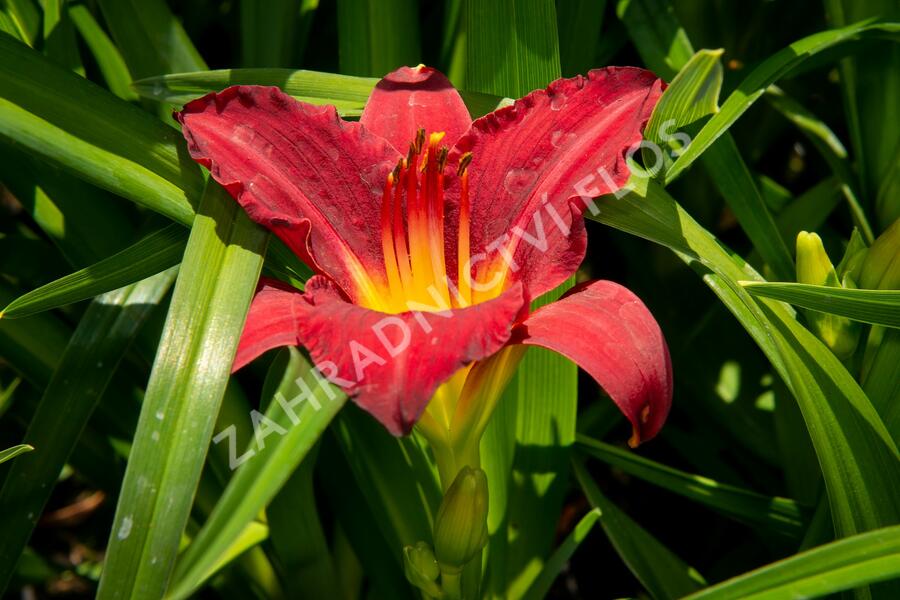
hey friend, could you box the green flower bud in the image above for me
[835,228,868,286]
[433,466,489,574]
[796,232,839,287]
[403,542,441,596]
[859,218,900,291]
[796,231,860,360]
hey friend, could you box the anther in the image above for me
[414,128,426,154]
[457,152,473,176]
[437,147,450,171]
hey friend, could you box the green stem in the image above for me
[441,570,462,600]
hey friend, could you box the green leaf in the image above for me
[131,68,507,119]
[618,1,794,280]
[684,524,900,600]
[267,447,341,598]
[0,33,202,225]
[318,439,418,600]
[825,0,900,230]
[465,0,561,98]
[97,0,206,79]
[331,408,441,551]
[521,508,600,600]
[1,224,187,319]
[167,347,347,600]
[96,182,267,600]
[1,0,39,46]
[615,0,694,79]
[0,444,33,465]
[773,177,843,244]
[573,459,705,599]
[40,0,84,75]
[0,281,71,387]
[133,68,377,115]
[863,329,900,444]
[644,48,723,156]
[0,270,176,592]
[665,21,900,184]
[764,85,873,243]
[587,180,900,545]
[241,0,306,68]
[69,3,138,101]
[576,435,809,538]
[0,143,137,268]
[742,282,900,328]
[556,0,607,77]
[336,0,421,77]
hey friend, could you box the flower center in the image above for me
[373,128,481,314]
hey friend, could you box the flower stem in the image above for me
[441,571,462,600]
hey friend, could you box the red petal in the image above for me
[448,68,663,300]
[176,86,401,304]
[233,278,305,371]
[295,276,526,435]
[510,280,672,446]
[361,66,472,152]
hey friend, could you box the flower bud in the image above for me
[859,218,900,291]
[796,232,860,360]
[433,466,489,574]
[835,228,868,287]
[403,542,441,595]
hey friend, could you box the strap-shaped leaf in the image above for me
[0,270,176,592]
[0,33,202,225]
[0,444,32,465]
[573,459,706,598]
[742,282,900,328]
[167,347,347,600]
[1,224,187,319]
[589,180,900,543]
[684,524,900,599]
[665,21,900,183]
[577,435,809,538]
[97,182,267,600]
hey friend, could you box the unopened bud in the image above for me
[796,232,839,287]
[796,231,860,360]
[835,228,868,287]
[433,466,489,574]
[859,218,900,291]
[403,542,441,595]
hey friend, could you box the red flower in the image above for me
[176,66,671,447]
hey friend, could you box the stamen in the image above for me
[457,152,473,176]
[457,166,471,306]
[379,172,404,307]
[425,135,450,305]
[377,131,475,312]
[392,161,414,295]
[406,144,433,299]
[414,128,426,154]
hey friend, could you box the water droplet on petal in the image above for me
[503,168,538,197]
[549,93,567,111]
[232,124,257,145]
[550,130,576,148]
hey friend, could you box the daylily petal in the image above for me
[295,276,526,435]
[176,86,402,306]
[361,66,472,152]
[510,279,672,446]
[233,278,305,372]
[448,67,663,301]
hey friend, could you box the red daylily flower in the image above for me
[176,65,671,446]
